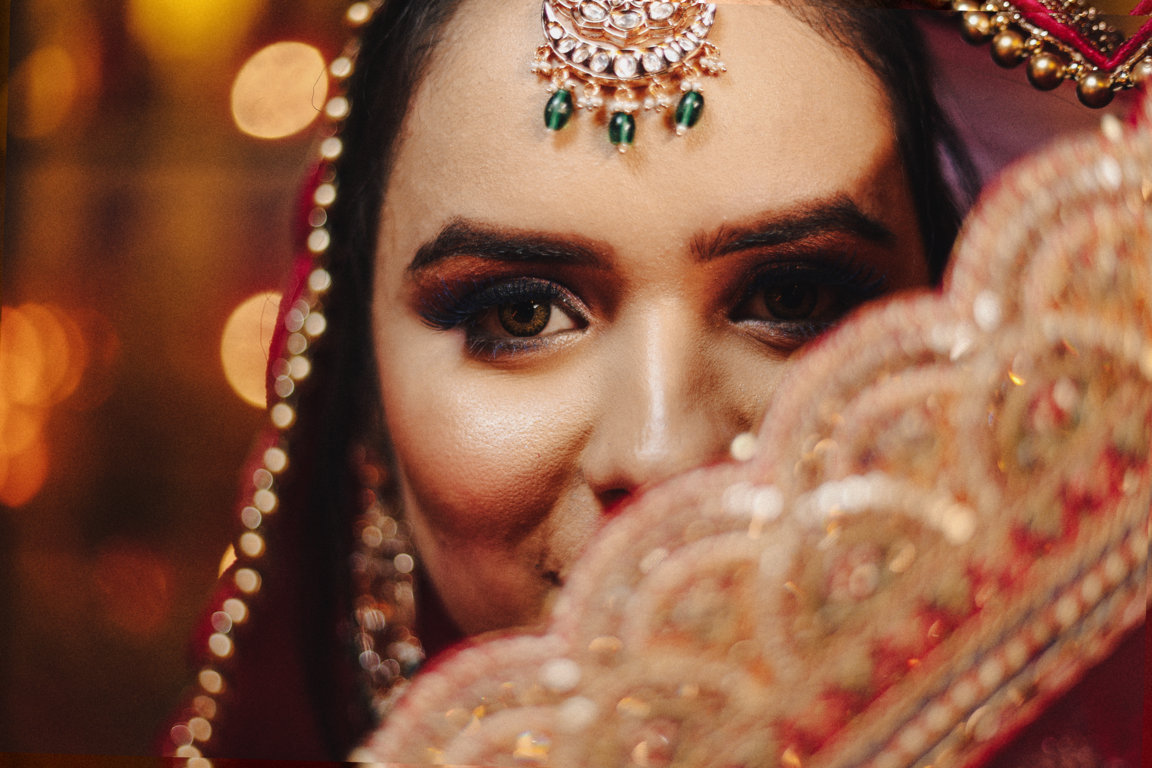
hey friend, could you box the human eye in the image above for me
[731,258,887,353]
[418,277,588,358]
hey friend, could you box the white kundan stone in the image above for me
[614,53,638,78]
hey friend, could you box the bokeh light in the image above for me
[0,305,89,408]
[0,304,95,507]
[220,292,282,409]
[231,42,329,140]
[8,45,80,139]
[0,438,50,509]
[1,307,48,406]
[22,304,88,405]
[0,397,43,459]
[128,0,265,64]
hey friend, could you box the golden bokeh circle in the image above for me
[220,292,282,409]
[231,42,328,139]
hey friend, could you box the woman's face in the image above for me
[374,0,929,637]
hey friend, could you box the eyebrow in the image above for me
[407,197,895,273]
[408,219,609,273]
[694,196,897,261]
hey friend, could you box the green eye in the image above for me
[498,301,552,336]
[762,282,819,321]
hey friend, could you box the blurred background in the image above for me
[0,0,1141,760]
[2,0,351,756]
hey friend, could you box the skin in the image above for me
[373,0,929,640]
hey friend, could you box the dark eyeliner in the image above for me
[418,277,579,332]
[736,257,888,310]
[732,256,889,350]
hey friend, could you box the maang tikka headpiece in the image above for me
[533,1,726,151]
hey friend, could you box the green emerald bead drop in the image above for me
[545,89,574,131]
[675,90,704,131]
[609,112,635,149]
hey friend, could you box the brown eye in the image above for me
[762,282,819,321]
[498,301,552,336]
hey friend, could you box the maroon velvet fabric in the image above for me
[985,624,1146,768]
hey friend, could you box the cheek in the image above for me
[377,328,593,545]
[376,327,603,633]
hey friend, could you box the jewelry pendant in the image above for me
[533,1,726,151]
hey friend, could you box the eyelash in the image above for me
[418,277,587,357]
[417,258,888,359]
[732,258,887,349]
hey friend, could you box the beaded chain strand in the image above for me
[166,3,416,763]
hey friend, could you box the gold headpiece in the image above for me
[533,1,727,151]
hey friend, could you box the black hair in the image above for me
[202,1,974,760]
[783,1,977,282]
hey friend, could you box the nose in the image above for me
[581,309,746,512]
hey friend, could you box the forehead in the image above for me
[381,0,896,253]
